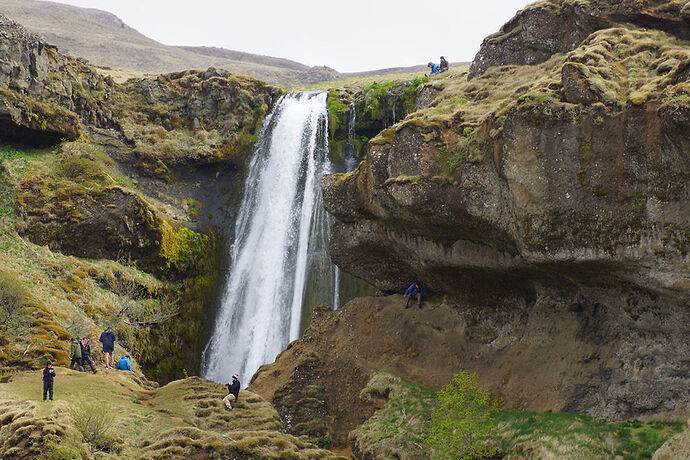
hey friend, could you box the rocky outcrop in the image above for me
[15,157,211,278]
[252,287,690,443]
[323,26,690,298]
[0,14,116,143]
[469,0,690,78]
[318,2,690,429]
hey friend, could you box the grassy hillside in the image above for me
[0,370,345,459]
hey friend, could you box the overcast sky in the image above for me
[43,0,533,72]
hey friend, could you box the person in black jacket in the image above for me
[99,327,116,369]
[223,374,240,410]
[43,361,56,401]
[80,337,97,374]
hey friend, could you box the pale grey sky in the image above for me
[44,0,532,72]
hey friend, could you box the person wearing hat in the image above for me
[223,374,240,410]
[426,61,441,77]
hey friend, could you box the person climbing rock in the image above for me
[426,61,441,77]
[80,337,97,374]
[223,374,240,411]
[42,361,55,401]
[116,355,132,371]
[70,336,84,372]
[404,282,423,309]
[99,326,116,369]
[440,56,449,72]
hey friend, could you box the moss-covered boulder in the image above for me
[16,160,210,278]
[323,26,690,297]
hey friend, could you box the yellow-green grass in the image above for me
[0,371,346,459]
[290,66,469,91]
[402,28,689,132]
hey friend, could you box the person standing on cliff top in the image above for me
[42,361,56,401]
[404,282,423,309]
[224,374,240,411]
[99,326,116,369]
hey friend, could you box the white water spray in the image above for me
[202,91,336,384]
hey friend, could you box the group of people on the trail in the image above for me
[223,374,241,410]
[69,336,97,373]
[44,326,131,401]
[426,56,449,77]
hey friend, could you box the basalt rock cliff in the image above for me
[252,0,690,446]
[469,0,690,78]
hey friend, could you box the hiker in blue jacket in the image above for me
[426,61,441,77]
[404,282,423,309]
[116,355,132,371]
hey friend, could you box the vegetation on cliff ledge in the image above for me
[351,372,685,459]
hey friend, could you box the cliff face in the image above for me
[469,0,690,78]
[324,30,689,298]
[0,15,115,143]
[0,14,282,383]
[317,0,690,429]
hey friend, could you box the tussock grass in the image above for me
[0,372,345,458]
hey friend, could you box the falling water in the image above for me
[202,91,337,384]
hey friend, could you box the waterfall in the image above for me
[343,102,358,172]
[202,91,336,384]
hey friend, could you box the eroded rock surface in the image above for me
[469,0,690,78]
[316,0,690,436]
[0,14,115,142]
[252,288,689,444]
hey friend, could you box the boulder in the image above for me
[469,0,690,78]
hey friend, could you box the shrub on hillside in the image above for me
[425,371,497,460]
[68,400,119,452]
[0,270,29,331]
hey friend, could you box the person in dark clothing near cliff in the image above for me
[223,374,240,410]
[99,326,116,369]
[70,337,84,372]
[404,282,423,309]
[80,337,97,374]
[42,361,56,401]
